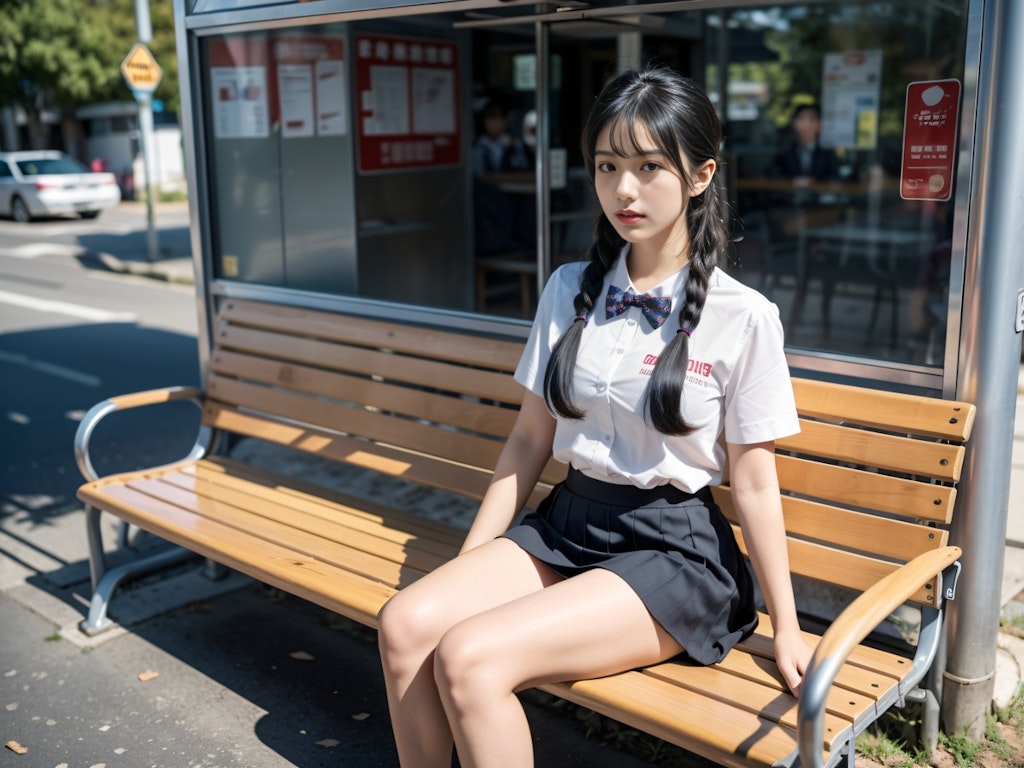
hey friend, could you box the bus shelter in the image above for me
[172,0,1024,737]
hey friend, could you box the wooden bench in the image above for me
[74,297,974,768]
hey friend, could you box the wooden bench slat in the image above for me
[201,403,565,502]
[189,458,467,546]
[640,662,855,743]
[714,488,948,562]
[780,419,964,481]
[711,646,894,706]
[214,328,525,405]
[210,352,519,439]
[733,526,940,606]
[207,376,507,473]
[219,298,524,371]
[791,378,975,441]
[122,476,441,586]
[740,614,911,681]
[154,471,458,568]
[78,483,396,626]
[541,672,816,768]
[775,455,955,524]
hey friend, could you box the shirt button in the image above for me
[615,348,624,354]
[627,319,636,326]
[596,382,606,392]
[603,435,611,442]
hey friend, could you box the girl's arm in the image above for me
[459,390,557,554]
[727,440,813,696]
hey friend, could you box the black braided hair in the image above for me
[542,66,730,435]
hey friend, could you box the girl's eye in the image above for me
[640,161,662,172]
[597,162,615,173]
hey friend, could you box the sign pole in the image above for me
[133,0,158,263]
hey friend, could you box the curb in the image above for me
[88,250,195,286]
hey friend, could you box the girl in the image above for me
[378,66,812,768]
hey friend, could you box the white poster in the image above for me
[363,65,410,136]
[315,59,348,136]
[211,66,269,139]
[278,64,315,138]
[820,50,882,150]
[411,67,455,135]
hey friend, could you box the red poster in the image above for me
[900,79,961,201]
[354,34,461,172]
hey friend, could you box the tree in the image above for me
[0,0,177,149]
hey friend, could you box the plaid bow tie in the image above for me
[606,285,672,329]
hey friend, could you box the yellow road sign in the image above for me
[121,42,163,94]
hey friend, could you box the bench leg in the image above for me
[79,545,198,636]
[85,504,108,592]
[203,558,229,581]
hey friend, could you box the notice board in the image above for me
[354,33,460,172]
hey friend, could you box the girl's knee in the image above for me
[377,591,439,667]
[433,622,506,712]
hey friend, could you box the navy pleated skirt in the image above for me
[501,467,757,665]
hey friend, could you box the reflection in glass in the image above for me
[198,1,970,372]
[717,3,968,366]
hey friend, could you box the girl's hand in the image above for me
[773,627,814,697]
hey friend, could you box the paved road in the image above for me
[0,203,667,768]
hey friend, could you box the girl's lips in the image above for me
[616,210,644,224]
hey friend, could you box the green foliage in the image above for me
[856,729,926,768]
[996,682,1024,739]
[0,0,178,117]
[939,725,986,767]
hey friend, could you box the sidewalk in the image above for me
[82,200,196,285]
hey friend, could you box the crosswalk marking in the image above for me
[0,243,89,259]
[0,289,136,323]
[0,350,102,386]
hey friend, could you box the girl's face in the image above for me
[593,122,712,257]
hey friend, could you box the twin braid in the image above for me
[645,177,723,434]
[543,218,620,420]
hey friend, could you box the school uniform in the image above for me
[502,248,800,664]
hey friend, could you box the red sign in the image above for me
[354,34,460,172]
[900,79,961,201]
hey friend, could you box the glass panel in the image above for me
[195,0,970,375]
[712,3,969,367]
[202,25,356,291]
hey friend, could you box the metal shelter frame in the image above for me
[171,0,1024,737]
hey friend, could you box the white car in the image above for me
[0,150,122,222]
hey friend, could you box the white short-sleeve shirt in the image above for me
[515,249,800,492]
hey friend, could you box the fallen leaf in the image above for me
[5,740,27,754]
[289,651,314,661]
[137,671,159,682]
[352,712,370,721]
[315,738,340,748]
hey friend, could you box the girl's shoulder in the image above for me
[543,260,589,296]
[706,267,781,323]
[552,259,589,282]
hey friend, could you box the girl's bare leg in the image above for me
[377,537,562,768]
[433,566,683,768]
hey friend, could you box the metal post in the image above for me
[134,0,160,263]
[0,106,18,151]
[943,0,1024,738]
[535,19,549,296]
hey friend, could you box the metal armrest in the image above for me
[74,385,208,482]
[797,546,962,768]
